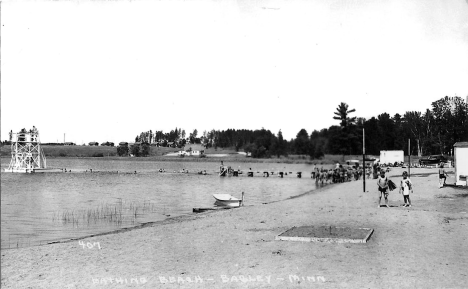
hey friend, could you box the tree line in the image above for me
[129,96,467,158]
[314,96,468,157]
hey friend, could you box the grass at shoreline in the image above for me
[0,145,235,158]
[3,144,425,164]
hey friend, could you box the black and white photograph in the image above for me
[1,0,468,288]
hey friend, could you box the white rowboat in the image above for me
[213,192,244,207]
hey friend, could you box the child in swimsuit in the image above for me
[400,171,413,207]
[377,170,389,208]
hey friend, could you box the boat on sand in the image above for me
[213,192,244,207]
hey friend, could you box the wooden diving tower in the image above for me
[5,127,47,173]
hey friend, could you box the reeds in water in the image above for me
[52,200,157,227]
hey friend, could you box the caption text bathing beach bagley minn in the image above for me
[91,274,326,285]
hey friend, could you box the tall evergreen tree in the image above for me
[333,102,357,129]
[333,102,358,154]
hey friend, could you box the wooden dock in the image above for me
[192,207,236,213]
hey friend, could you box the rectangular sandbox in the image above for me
[275,226,374,243]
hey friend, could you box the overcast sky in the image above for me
[2,0,468,143]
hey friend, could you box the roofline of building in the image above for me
[454,142,468,148]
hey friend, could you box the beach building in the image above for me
[179,144,205,156]
[380,150,404,165]
[454,142,468,186]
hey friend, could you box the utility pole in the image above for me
[417,139,420,157]
[363,128,366,192]
[408,138,411,178]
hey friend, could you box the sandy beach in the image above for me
[2,167,467,288]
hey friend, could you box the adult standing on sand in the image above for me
[377,170,389,208]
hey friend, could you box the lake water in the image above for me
[1,157,324,249]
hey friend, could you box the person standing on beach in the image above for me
[377,170,389,208]
[438,163,448,188]
[321,169,327,184]
[400,171,413,207]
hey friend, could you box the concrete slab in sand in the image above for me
[276,226,374,244]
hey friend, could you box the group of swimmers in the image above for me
[83,169,136,174]
[157,168,208,175]
[311,164,387,184]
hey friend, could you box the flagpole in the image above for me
[408,138,411,178]
[363,128,365,192]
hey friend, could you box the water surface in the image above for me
[1,157,324,249]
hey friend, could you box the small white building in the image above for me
[454,142,468,186]
[380,150,404,165]
[179,144,205,156]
